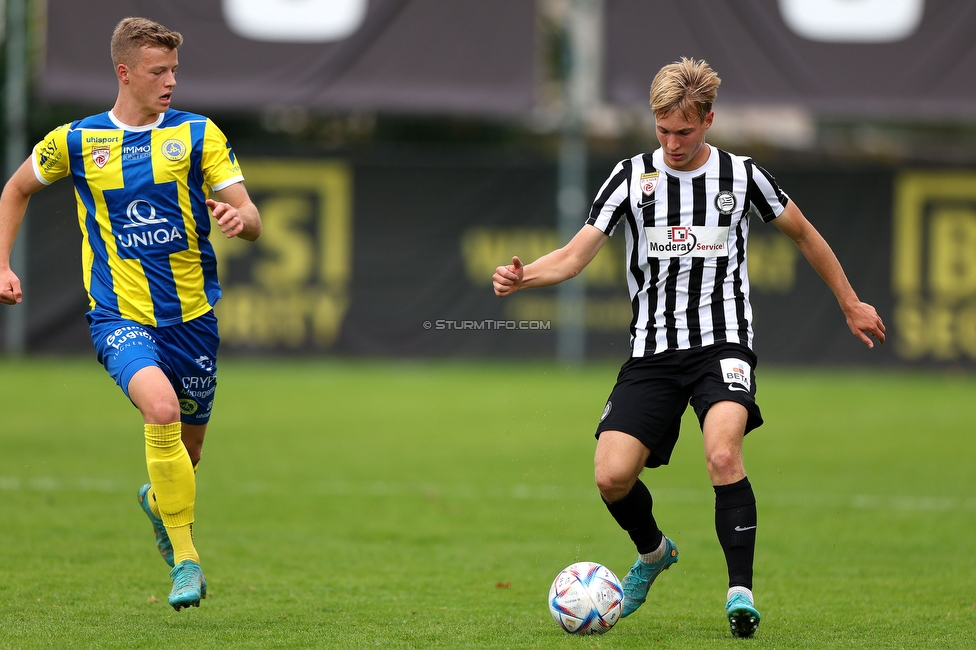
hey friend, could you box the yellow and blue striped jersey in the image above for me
[31,109,244,327]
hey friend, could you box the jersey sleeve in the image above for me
[746,160,790,223]
[201,119,244,192]
[31,123,72,186]
[585,159,633,236]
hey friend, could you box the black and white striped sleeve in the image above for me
[746,160,790,223]
[586,159,633,236]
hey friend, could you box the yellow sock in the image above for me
[147,463,198,518]
[167,524,197,565]
[145,422,199,565]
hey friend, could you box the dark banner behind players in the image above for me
[42,0,976,120]
[41,0,537,118]
[606,0,976,120]
[10,149,976,367]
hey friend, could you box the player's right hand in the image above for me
[0,270,23,305]
[492,256,523,297]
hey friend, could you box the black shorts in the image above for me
[595,343,763,468]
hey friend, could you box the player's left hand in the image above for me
[845,301,886,348]
[207,198,244,238]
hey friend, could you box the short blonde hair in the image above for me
[649,57,721,123]
[111,17,183,68]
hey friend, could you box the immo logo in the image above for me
[779,0,924,43]
[221,0,368,43]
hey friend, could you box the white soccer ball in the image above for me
[548,561,623,635]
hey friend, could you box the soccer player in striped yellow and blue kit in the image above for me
[0,17,262,611]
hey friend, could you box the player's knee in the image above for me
[594,466,633,503]
[140,396,181,426]
[706,447,742,480]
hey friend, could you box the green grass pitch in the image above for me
[0,357,974,648]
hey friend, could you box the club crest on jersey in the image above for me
[715,190,736,215]
[640,172,659,196]
[162,138,187,161]
[91,146,110,168]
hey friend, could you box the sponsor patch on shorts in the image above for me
[720,358,752,393]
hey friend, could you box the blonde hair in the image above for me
[111,17,183,67]
[649,57,721,123]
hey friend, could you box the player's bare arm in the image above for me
[773,201,886,348]
[210,182,262,241]
[0,158,47,305]
[493,224,608,297]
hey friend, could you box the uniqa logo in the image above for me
[124,199,168,228]
[117,227,184,249]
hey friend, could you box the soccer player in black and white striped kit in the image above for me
[493,58,885,638]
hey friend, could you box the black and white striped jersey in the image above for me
[586,146,789,357]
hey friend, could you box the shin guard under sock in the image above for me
[146,462,199,519]
[603,479,664,555]
[714,476,757,589]
[145,422,199,564]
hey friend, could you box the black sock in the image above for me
[603,479,664,555]
[714,476,757,590]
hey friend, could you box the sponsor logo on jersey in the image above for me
[123,200,168,228]
[38,139,63,172]
[122,144,152,162]
[91,146,110,168]
[116,199,184,250]
[645,225,730,258]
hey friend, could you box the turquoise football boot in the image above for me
[168,560,208,611]
[138,484,174,567]
[620,536,679,618]
[726,591,761,638]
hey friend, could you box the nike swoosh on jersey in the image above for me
[734,525,757,532]
[636,198,657,208]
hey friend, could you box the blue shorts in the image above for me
[88,310,219,424]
